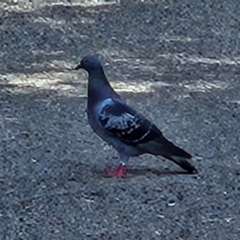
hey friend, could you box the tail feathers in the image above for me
[161,138,197,173]
[162,137,192,159]
[167,156,197,174]
[139,136,197,173]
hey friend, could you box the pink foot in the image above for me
[107,164,126,177]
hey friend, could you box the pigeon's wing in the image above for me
[98,98,162,145]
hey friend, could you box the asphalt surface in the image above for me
[0,0,240,239]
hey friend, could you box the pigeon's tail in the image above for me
[140,136,197,173]
[166,155,197,174]
[160,138,197,174]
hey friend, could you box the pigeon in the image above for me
[74,55,197,177]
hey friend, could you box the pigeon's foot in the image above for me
[107,164,126,177]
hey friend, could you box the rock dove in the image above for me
[74,55,197,177]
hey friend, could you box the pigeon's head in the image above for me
[74,55,102,72]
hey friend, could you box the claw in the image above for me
[107,164,126,177]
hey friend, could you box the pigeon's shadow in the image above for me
[128,168,194,177]
[94,167,196,178]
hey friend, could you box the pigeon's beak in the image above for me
[73,63,82,70]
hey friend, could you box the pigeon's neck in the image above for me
[87,68,118,106]
[88,68,110,89]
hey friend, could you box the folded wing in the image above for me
[99,99,161,145]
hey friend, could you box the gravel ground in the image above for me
[0,0,240,239]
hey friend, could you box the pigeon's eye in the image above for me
[82,60,87,65]
[81,58,89,66]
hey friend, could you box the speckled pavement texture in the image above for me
[0,0,240,239]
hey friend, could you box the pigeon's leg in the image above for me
[107,154,129,177]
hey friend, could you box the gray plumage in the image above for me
[74,55,197,175]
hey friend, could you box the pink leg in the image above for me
[107,164,127,177]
